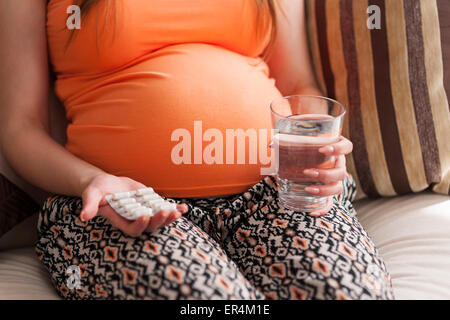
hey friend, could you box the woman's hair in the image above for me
[70,0,278,59]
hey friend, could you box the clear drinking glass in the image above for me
[270,95,346,212]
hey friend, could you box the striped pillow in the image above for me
[305,0,450,199]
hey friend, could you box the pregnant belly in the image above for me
[62,44,282,197]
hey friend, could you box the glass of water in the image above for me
[270,95,346,212]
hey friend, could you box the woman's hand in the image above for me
[80,173,188,237]
[303,136,353,217]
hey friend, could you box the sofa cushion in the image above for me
[357,192,450,299]
[0,192,449,299]
[305,0,450,199]
[0,247,60,299]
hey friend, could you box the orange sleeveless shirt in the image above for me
[47,0,282,197]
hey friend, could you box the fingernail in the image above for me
[80,212,86,222]
[319,146,334,154]
[303,169,319,177]
[304,186,320,194]
[309,212,324,217]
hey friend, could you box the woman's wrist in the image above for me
[76,168,107,195]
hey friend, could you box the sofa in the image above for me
[1,0,449,300]
[1,188,449,299]
[0,91,449,300]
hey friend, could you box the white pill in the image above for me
[115,208,128,216]
[143,201,157,208]
[146,199,165,208]
[118,198,136,206]
[125,209,140,217]
[141,194,160,201]
[165,203,178,211]
[135,188,154,196]
[147,198,165,204]
[131,207,152,216]
[153,202,177,213]
[123,203,141,211]
[105,187,169,221]
[113,192,132,200]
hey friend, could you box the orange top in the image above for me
[47,0,282,197]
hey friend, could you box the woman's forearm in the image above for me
[1,121,104,197]
[0,0,102,197]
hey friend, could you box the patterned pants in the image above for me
[35,175,395,300]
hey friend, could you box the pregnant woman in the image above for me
[0,0,394,299]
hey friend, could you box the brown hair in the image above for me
[70,0,278,59]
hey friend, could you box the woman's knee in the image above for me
[46,245,263,299]
[289,213,394,299]
[293,253,394,299]
[229,207,394,299]
[38,195,82,233]
[250,242,394,300]
[36,214,263,300]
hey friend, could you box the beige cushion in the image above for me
[357,192,450,299]
[0,192,448,299]
[0,247,59,299]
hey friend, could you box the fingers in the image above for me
[304,181,343,197]
[308,197,333,217]
[319,136,353,156]
[80,187,103,221]
[144,210,173,233]
[303,155,346,183]
[146,210,170,233]
[99,206,150,237]
[146,204,188,233]
[95,198,188,236]
[145,203,187,233]
[304,167,346,183]
[176,203,189,214]
[99,206,182,237]
[98,201,187,236]
[166,211,182,225]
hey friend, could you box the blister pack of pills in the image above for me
[105,187,177,221]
